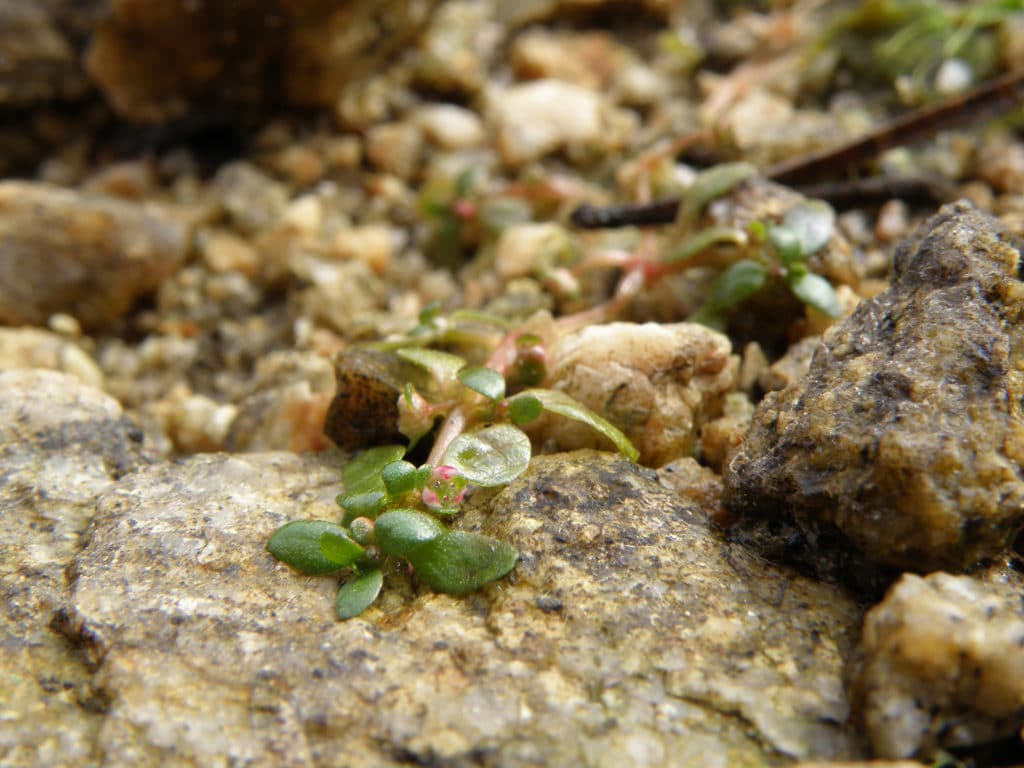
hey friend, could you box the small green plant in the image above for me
[687,198,843,329]
[268,311,637,619]
[815,0,1022,103]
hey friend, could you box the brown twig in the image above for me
[570,69,1024,228]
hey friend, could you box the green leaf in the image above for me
[336,567,384,619]
[767,224,802,266]
[396,347,467,387]
[519,389,639,462]
[268,520,354,575]
[703,258,769,312]
[381,460,419,497]
[457,366,506,401]
[337,490,386,524]
[664,227,748,264]
[783,200,835,257]
[508,394,543,425]
[677,163,757,230]
[408,532,518,595]
[319,530,366,567]
[374,509,446,559]
[441,424,532,487]
[789,272,843,318]
[343,445,406,495]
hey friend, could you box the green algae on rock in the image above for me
[724,201,1024,574]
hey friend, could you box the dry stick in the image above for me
[570,69,1024,229]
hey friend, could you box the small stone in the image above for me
[323,349,419,450]
[488,79,635,167]
[0,181,192,329]
[510,30,623,90]
[534,322,738,467]
[154,392,238,454]
[212,162,289,235]
[200,229,261,277]
[874,199,910,243]
[332,225,395,275]
[493,222,576,280]
[414,0,503,95]
[0,327,104,389]
[849,572,1024,759]
[699,392,754,473]
[365,121,424,180]
[416,104,486,150]
[226,351,336,453]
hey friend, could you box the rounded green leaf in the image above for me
[457,366,506,401]
[319,530,366,567]
[342,445,406,495]
[783,200,835,257]
[441,424,532,487]
[508,394,543,425]
[789,272,843,318]
[375,509,446,559]
[268,520,354,575]
[336,567,384,619]
[408,532,518,595]
[338,490,386,524]
[767,224,802,266]
[381,460,419,497]
[704,259,768,311]
[519,388,639,462]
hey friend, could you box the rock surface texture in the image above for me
[0,367,869,766]
[62,450,865,766]
[848,571,1024,759]
[0,370,151,766]
[725,202,1024,573]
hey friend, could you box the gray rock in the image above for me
[62,450,867,765]
[848,572,1024,759]
[0,370,151,766]
[0,182,193,329]
[724,202,1024,573]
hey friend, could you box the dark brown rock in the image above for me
[323,349,420,451]
[85,0,441,122]
[724,202,1024,573]
[0,181,192,329]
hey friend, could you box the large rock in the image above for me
[0,182,192,329]
[0,370,151,766]
[58,450,868,765]
[724,202,1024,573]
[848,571,1024,759]
[85,0,441,122]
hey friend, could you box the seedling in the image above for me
[687,199,843,328]
[268,309,638,620]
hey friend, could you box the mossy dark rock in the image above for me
[724,201,1024,574]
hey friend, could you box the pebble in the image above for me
[487,79,635,167]
[416,104,486,150]
[365,121,424,180]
